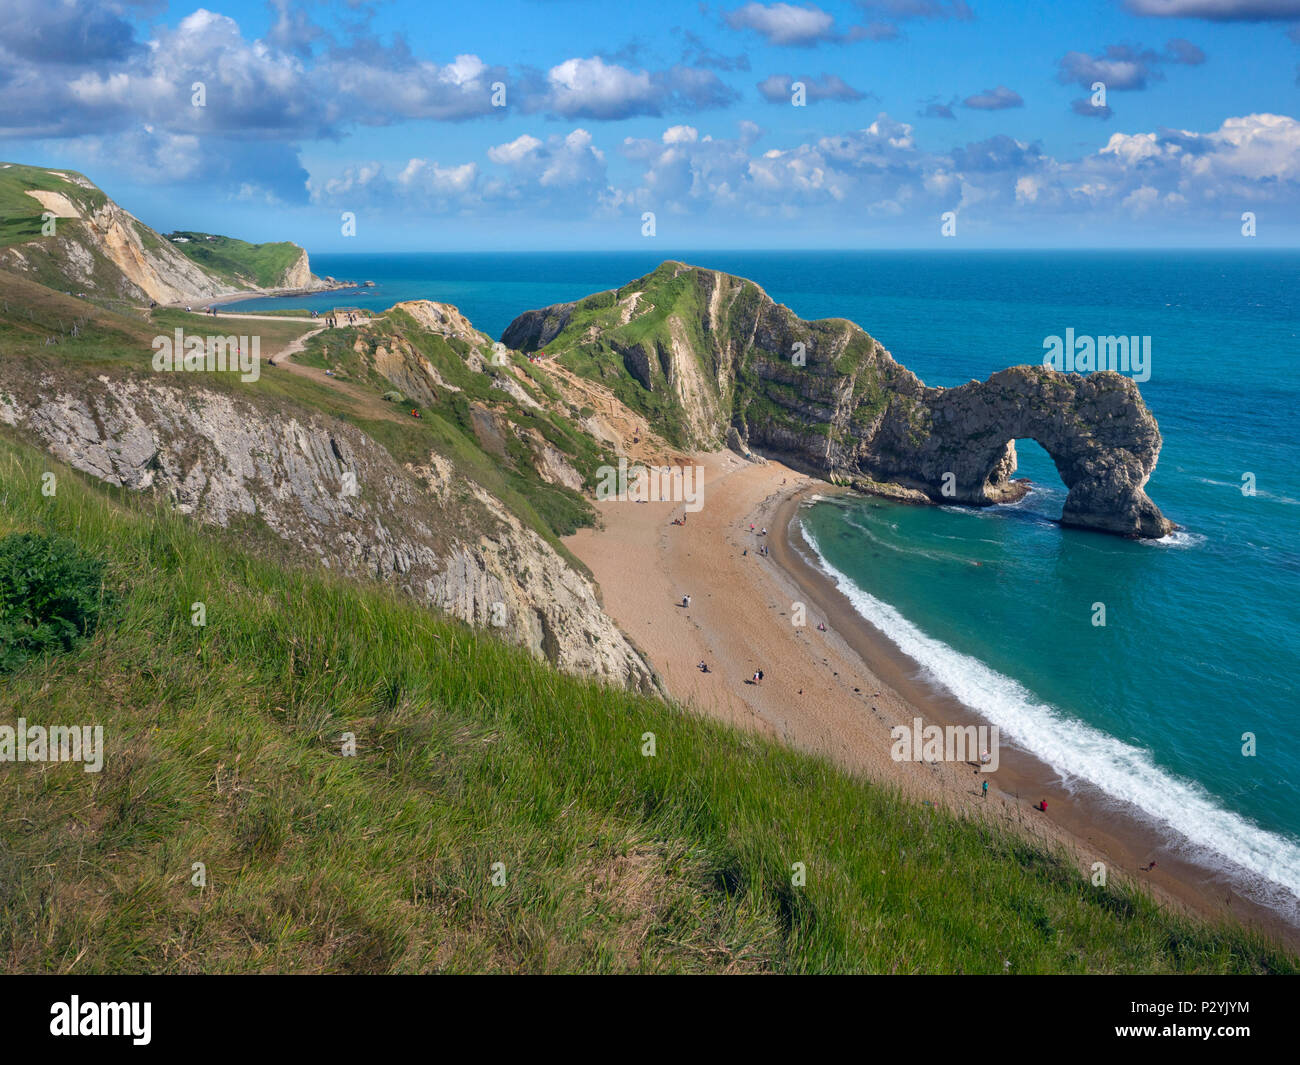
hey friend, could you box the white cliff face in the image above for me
[1,181,327,304]
[0,375,657,692]
[0,191,241,304]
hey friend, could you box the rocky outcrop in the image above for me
[0,372,656,691]
[505,262,1174,538]
[2,192,243,305]
[0,166,328,304]
[278,247,317,291]
[501,301,579,352]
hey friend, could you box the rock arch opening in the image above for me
[984,437,1071,517]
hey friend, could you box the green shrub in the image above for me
[0,532,110,672]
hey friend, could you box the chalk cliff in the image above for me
[503,261,1173,538]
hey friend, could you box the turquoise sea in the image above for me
[229,250,1300,917]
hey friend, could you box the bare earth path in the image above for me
[208,311,410,424]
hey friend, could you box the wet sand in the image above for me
[565,449,1299,951]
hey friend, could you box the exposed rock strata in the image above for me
[0,374,656,690]
[505,263,1173,538]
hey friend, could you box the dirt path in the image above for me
[199,312,409,425]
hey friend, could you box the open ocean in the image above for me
[229,250,1300,916]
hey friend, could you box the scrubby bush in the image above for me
[0,532,110,672]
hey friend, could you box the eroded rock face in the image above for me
[734,295,1175,539]
[1,183,328,304]
[0,373,657,691]
[903,367,1171,538]
[506,263,1174,538]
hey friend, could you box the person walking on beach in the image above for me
[982,780,989,799]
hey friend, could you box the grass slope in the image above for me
[165,232,305,290]
[0,432,1293,974]
[0,163,108,249]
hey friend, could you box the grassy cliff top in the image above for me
[0,163,108,248]
[164,231,305,289]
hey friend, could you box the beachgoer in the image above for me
[1036,799,1048,812]
[752,672,760,684]
[757,670,764,682]
[979,749,991,765]
[982,780,989,798]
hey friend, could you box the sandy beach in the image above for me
[566,449,1300,948]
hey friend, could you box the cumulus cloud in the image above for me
[1057,41,1206,94]
[265,0,327,59]
[526,56,737,120]
[757,73,868,103]
[963,85,1024,110]
[0,0,143,64]
[298,110,1300,240]
[723,3,841,46]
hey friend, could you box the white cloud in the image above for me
[488,134,543,165]
[724,3,838,46]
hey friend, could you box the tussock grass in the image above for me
[0,432,1293,974]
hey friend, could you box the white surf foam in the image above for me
[800,524,1300,919]
[1141,529,1207,549]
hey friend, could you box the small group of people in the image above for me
[680,594,691,608]
[751,669,765,684]
[670,515,686,526]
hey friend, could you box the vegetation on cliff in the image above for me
[0,433,1291,973]
[164,231,308,290]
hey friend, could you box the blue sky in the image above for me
[3,0,1300,249]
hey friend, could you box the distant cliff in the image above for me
[503,261,1173,538]
[0,162,327,305]
[164,231,330,293]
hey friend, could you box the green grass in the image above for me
[0,431,1293,974]
[0,163,108,248]
[165,232,305,289]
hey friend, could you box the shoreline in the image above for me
[168,281,361,311]
[771,483,1300,947]
[566,450,1300,952]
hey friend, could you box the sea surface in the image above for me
[229,250,1300,916]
